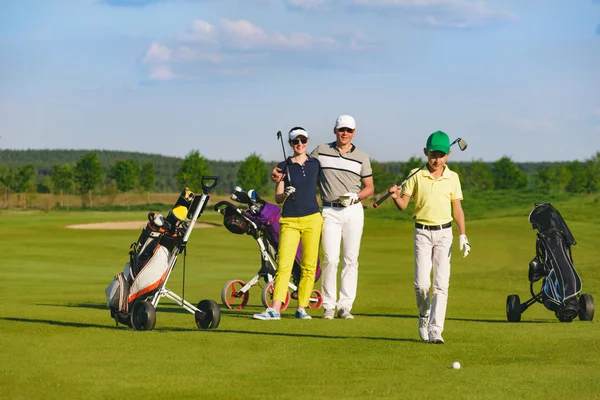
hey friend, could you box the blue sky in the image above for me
[1,0,599,163]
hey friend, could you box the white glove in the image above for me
[459,234,471,258]
[339,192,360,207]
[284,186,296,197]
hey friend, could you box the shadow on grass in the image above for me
[202,329,422,342]
[1,316,422,341]
[38,302,265,315]
[1,317,120,330]
[354,313,554,324]
[36,303,556,324]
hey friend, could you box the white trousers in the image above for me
[321,203,364,311]
[414,226,453,334]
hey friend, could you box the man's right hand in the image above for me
[271,167,284,183]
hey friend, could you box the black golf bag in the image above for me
[506,203,594,322]
[105,177,222,331]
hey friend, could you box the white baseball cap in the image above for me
[289,127,309,140]
[335,115,356,130]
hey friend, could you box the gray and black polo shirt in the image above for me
[310,142,372,203]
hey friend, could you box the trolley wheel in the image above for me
[261,280,291,311]
[308,289,323,309]
[130,301,156,331]
[506,294,521,322]
[195,299,221,330]
[578,293,595,321]
[221,279,250,309]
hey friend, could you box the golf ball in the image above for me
[452,361,461,369]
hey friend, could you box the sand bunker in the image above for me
[66,221,217,230]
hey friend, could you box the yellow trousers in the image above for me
[273,212,323,308]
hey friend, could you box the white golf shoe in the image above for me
[418,315,429,341]
[429,329,444,344]
[322,308,335,320]
[337,307,354,319]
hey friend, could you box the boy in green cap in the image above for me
[387,130,470,344]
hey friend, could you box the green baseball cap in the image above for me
[426,130,450,154]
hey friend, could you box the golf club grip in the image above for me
[373,191,392,208]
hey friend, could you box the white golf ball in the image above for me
[452,361,461,369]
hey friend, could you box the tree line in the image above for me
[0,149,599,208]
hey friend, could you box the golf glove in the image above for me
[284,186,296,197]
[459,234,471,258]
[339,192,360,207]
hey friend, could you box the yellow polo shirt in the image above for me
[403,165,463,225]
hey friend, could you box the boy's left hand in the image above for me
[459,234,470,258]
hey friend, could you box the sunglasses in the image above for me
[291,137,308,145]
[337,127,355,133]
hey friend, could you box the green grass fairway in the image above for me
[1,196,600,399]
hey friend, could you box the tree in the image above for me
[565,162,587,193]
[371,161,396,195]
[74,152,104,207]
[237,153,268,193]
[176,150,212,193]
[536,164,570,192]
[401,156,424,178]
[464,160,495,191]
[12,165,36,208]
[139,162,157,205]
[51,164,74,208]
[492,156,528,190]
[585,152,600,193]
[110,160,137,207]
[0,166,13,208]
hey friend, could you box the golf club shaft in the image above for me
[372,137,466,208]
[372,163,426,208]
[277,131,291,184]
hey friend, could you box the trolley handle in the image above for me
[201,176,219,194]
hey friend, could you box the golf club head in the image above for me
[276,130,282,139]
[248,189,257,203]
[457,138,468,151]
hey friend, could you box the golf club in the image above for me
[276,130,292,185]
[372,137,468,208]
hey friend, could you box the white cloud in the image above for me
[181,18,338,51]
[144,42,171,63]
[179,20,218,43]
[142,18,359,81]
[148,65,175,80]
[287,0,333,11]
[281,0,517,28]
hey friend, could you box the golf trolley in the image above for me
[506,203,595,323]
[213,187,323,311]
[105,176,221,331]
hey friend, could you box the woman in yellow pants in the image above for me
[253,127,322,320]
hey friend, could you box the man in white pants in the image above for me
[387,130,470,343]
[272,115,374,319]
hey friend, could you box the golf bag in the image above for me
[214,187,323,311]
[506,203,594,322]
[105,177,222,331]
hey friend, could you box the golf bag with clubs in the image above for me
[105,177,222,331]
[506,203,594,322]
[214,187,323,311]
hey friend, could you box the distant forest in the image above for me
[0,149,599,197]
